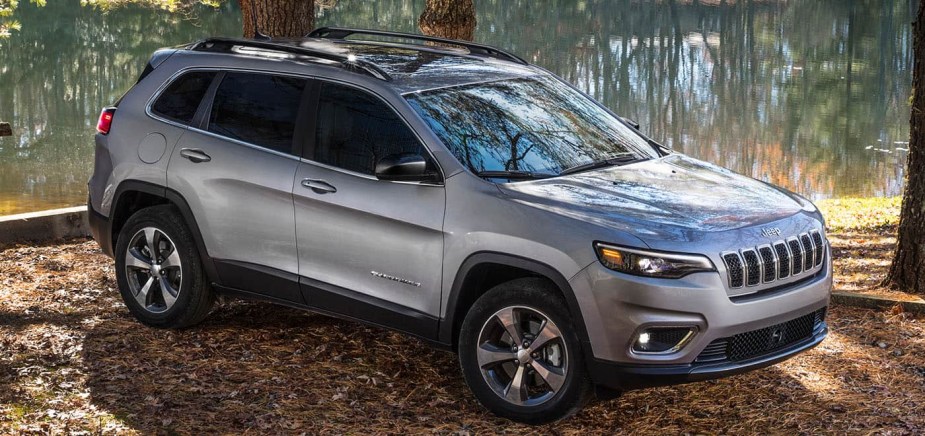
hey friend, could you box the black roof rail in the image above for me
[189,37,393,81]
[307,27,529,65]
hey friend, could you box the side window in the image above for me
[150,71,216,124]
[314,82,426,175]
[208,73,307,154]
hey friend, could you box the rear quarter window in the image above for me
[150,71,217,124]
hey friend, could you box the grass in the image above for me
[0,197,923,434]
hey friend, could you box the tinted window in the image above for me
[405,76,657,176]
[208,73,307,154]
[314,82,425,175]
[151,71,216,124]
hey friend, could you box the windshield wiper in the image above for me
[476,170,555,180]
[559,154,641,176]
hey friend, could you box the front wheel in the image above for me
[458,278,592,424]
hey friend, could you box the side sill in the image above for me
[300,275,444,346]
[211,278,450,351]
[213,258,303,305]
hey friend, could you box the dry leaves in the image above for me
[0,237,923,434]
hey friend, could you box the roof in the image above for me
[187,31,540,93]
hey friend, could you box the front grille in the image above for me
[788,238,804,275]
[800,234,814,271]
[722,230,824,289]
[723,253,744,288]
[758,246,776,282]
[695,339,729,363]
[695,308,826,364]
[774,242,791,278]
[742,250,761,286]
[811,232,824,267]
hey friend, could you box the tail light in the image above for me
[97,107,116,135]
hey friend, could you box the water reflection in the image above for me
[0,0,913,214]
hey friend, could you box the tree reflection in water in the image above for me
[0,0,912,214]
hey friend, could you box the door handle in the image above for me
[301,178,337,194]
[180,148,211,163]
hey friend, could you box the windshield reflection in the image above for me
[406,75,658,176]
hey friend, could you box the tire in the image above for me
[114,204,214,328]
[458,278,593,424]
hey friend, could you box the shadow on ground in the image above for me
[80,300,925,434]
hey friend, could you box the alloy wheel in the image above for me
[124,227,183,314]
[476,306,568,407]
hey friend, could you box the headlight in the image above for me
[594,243,716,278]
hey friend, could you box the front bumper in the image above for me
[588,319,827,390]
[570,245,832,389]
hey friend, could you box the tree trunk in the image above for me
[240,0,314,39]
[419,0,476,41]
[884,0,925,294]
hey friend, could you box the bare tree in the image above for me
[884,0,925,294]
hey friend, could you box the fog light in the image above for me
[633,327,695,353]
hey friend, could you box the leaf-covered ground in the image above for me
[818,197,923,302]
[1,211,923,434]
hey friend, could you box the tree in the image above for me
[884,0,925,294]
[419,0,476,41]
[239,0,314,38]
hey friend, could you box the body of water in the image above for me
[0,0,914,215]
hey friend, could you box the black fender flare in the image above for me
[440,252,592,353]
[108,179,219,284]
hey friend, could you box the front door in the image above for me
[293,80,445,335]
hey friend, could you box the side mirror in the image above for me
[620,117,640,130]
[375,152,440,183]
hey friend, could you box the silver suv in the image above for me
[88,28,831,423]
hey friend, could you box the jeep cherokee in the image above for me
[88,28,831,423]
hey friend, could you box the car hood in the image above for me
[500,154,811,245]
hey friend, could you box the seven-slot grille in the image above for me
[721,229,825,289]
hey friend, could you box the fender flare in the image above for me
[109,180,219,284]
[439,252,592,352]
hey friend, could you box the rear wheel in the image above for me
[114,205,213,328]
[458,278,592,423]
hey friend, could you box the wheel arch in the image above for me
[109,180,219,284]
[440,252,591,353]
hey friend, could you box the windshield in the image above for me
[405,75,658,177]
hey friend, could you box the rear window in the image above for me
[150,71,216,124]
[207,72,307,154]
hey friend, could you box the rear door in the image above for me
[166,71,310,304]
[293,80,446,335]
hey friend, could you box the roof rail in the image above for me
[189,37,393,81]
[307,27,529,65]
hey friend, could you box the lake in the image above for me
[0,0,914,215]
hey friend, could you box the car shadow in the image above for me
[80,300,481,433]
[77,300,894,433]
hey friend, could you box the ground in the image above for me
[1,198,923,434]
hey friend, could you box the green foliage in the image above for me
[0,0,224,38]
[80,0,225,13]
[817,196,902,232]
